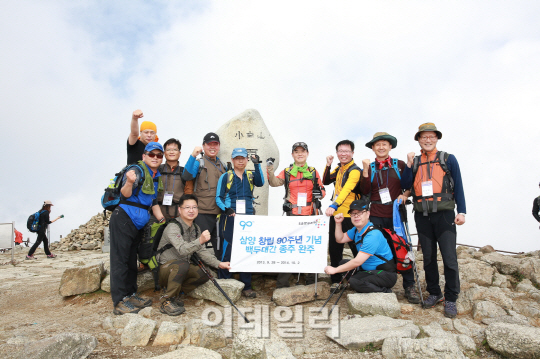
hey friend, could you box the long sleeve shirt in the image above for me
[215,164,265,214]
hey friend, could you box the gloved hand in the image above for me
[251,154,261,164]
[266,157,275,166]
[224,208,235,216]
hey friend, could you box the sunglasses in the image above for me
[146,152,164,159]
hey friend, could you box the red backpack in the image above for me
[355,225,412,274]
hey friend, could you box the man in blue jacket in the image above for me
[215,148,264,298]
[109,142,165,315]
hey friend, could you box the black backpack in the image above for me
[27,210,43,233]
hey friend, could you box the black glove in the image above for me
[225,208,235,216]
[266,157,275,166]
[251,154,261,164]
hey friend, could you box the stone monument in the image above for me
[216,109,279,215]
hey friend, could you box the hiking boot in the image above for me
[330,283,342,291]
[25,255,37,260]
[46,254,57,259]
[444,301,457,318]
[128,293,152,308]
[242,289,257,298]
[160,300,185,316]
[422,293,444,309]
[172,297,185,307]
[113,299,141,315]
[404,285,421,304]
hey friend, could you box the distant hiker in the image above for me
[323,139,361,287]
[156,194,231,316]
[533,182,540,229]
[109,142,164,315]
[182,133,227,253]
[324,199,397,293]
[153,138,193,221]
[127,109,159,165]
[215,148,265,298]
[267,141,326,288]
[408,123,466,318]
[26,201,62,259]
[14,228,23,245]
[360,132,419,303]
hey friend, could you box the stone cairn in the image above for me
[51,212,110,252]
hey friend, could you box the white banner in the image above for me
[0,223,14,248]
[230,215,329,273]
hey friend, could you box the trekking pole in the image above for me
[399,203,424,305]
[191,252,250,323]
[318,268,355,313]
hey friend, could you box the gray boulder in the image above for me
[120,315,157,346]
[149,344,222,359]
[199,327,227,350]
[100,274,110,292]
[272,282,330,306]
[459,259,495,287]
[137,270,156,292]
[486,322,540,358]
[326,315,419,350]
[188,279,244,307]
[232,329,265,359]
[263,340,295,359]
[347,292,401,318]
[153,321,186,346]
[20,332,97,359]
[472,300,507,321]
[59,262,104,296]
[382,336,466,359]
[492,272,509,288]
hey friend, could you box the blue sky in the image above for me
[1,1,540,252]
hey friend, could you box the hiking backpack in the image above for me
[27,210,43,233]
[139,219,200,290]
[355,225,412,273]
[101,163,146,216]
[370,158,401,182]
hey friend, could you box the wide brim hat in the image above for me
[365,132,397,149]
[414,123,442,141]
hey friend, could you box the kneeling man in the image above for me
[324,198,397,293]
[157,194,231,315]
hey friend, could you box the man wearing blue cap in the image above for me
[109,142,165,314]
[215,148,264,298]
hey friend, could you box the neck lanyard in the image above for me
[419,152,436,180]
[375,166,389,189]
[205,155,223,173]
[163,164,179,191]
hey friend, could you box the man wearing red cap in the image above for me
[127,109,158,165]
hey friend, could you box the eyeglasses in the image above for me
[180,206,198,211]
[165,148,179,152]
[146,152,164,159]
[337,150,352,154]
[350,210,367,218]
[419,135,438,141]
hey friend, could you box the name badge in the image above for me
[297,193,307,207]
[379,188,392,204]
[236,199,246,214]
[162,192,174,206]
[421,181,434,197]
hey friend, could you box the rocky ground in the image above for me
[1,215,540,358]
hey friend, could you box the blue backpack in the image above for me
[101,163,145,214]
[27,210,43,233]
[370,158,401,182]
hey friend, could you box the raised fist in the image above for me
[407,152,415,167]
[362,159,371,168]
[199,230,211,244]
[251,154,261,164]
[326,155,334,167]
[192,146,203,158]
[334,213,344,223]
[125,170,137,184]
[132,109,144,120]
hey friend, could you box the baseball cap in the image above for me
[203,132,220,144]
[144,142,164,152]
[348,198,370,213]
[44,200,54,206]
[232,148,248,158]
[292,142,308,152]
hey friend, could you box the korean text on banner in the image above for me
[230,215,329,273]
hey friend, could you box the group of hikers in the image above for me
[106,109,467,320]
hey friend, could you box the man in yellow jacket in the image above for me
[323,139,362,286]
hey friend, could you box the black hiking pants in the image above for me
[28,229,51,256]
[194,213,219,255]
[369,216,415,290]
[109,207,143,306]
[415,210,460,302]
[329,216,358,283]
[339,259,397,293]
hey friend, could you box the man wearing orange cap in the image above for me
[127,109,159,165]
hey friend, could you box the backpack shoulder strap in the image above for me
[392,158,401,180]
[247,170,255,191]
[370,162,376,182]
[412,155,421,178]
[438,151,454,190]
